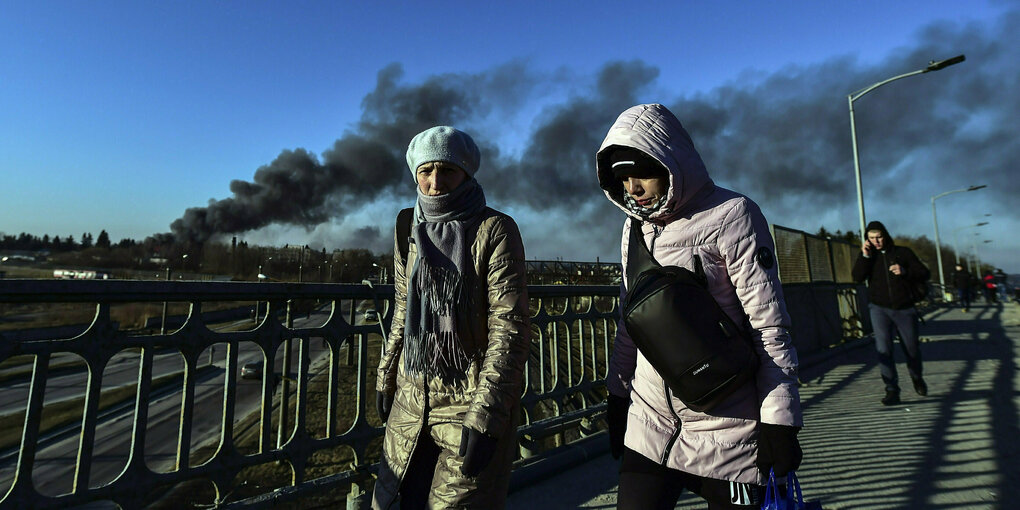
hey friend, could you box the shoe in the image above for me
[913,378,928,396]
[882,390,901,406]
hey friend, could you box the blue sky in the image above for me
[2,1,1017,273]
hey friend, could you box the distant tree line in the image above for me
[0,230,391,283]
[0,230,124,252]
[1,225,996,284]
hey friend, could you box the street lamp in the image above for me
[848,54,965,242]
[372,263,386,284]
[971,237,993,275]
[931,184,985,295]
[980,240,994,276]
[969,233,982,275]
[180,253,189,280]
[952,221,989,264]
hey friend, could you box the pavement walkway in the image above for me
[506,301,1020,509]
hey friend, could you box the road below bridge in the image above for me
[0,301,380,498]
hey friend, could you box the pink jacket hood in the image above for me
[597,103,714,222]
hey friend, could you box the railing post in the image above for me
[346,480,368,510]
[0,280,621,508]
[160,267,171,334]
[278,300,293,450]
[519,436,539,459]
[346,300,355,366]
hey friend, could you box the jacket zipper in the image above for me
[881,251,894,301]
[648,224,664,253]
[387,377,429,510]
[645,221,682,466]
[660,379,682,466]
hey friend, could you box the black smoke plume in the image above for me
[172,10,1018,262]
[170,61,534,243]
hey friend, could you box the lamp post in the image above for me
[969,233,981,275]
[931,185,985,296]
[952,221,989,264]
[979,240,994,276]
[372,262,387,284]
[970,236,992,276]
[848,54,965,242]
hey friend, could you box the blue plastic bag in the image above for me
[761,469,822,510]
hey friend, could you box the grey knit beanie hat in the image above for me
[406,126,480,180]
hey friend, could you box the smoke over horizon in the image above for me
[171,10,1018,264]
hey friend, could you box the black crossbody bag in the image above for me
[622,218,759,412]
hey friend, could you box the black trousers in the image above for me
[398,431,442,510]
[617,447,763,510]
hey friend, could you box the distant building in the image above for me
[53,269,111,280]
[526,260,621,285]
[0,250,47,262]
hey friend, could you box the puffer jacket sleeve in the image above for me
[718,198,802,426]
[463,216,531,437]
[851,252,875,284]
[376,221,409,395]
[607,219,638,398]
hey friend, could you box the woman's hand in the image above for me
[375,391,393,423]
[459,426,498,477]
[607,394,630,459]
[755,423,802,476]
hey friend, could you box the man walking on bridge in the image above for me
[952,263,971,312]
[852,221,931,406]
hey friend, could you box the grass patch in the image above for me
[0,365,215,452]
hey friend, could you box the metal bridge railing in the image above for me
[0,280,617,509]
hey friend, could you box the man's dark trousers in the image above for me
[956,287,971,309]
[869,304,923,392]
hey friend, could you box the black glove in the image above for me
[375,391,393,423]
[756,423,803,476]
[459,426,498,477]
[607,393,630,459]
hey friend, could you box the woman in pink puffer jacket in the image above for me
[598,104,803,509]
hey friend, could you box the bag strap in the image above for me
[691,251,707,287]
[787,471,805,506]
[763,468,780,509]
[626,218,661,290]
[396,207,414,266]
[625,217,707,289]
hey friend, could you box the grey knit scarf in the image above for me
[404,178,486,381]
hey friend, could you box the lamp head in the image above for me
[926,54,965,72]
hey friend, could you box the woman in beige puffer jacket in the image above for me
[372,126,530,510]
[599,104,803,509]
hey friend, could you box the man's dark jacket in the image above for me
[952,267,970,290]
[852,222,931,310]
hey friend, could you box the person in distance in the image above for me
[852,221,930,406]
